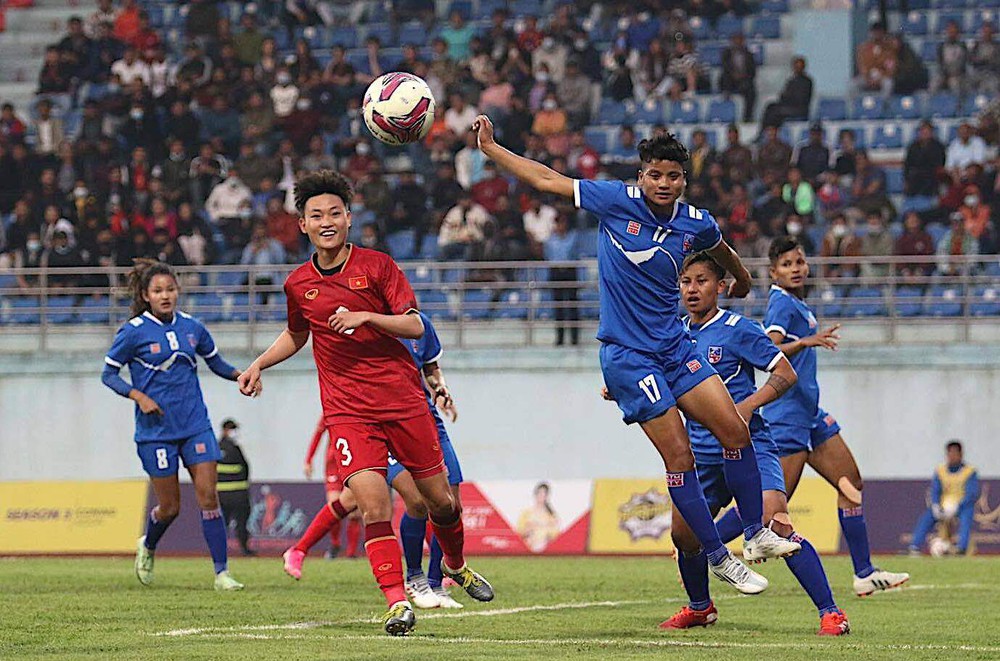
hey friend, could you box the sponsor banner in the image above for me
[0,480,147,553]
[589,479,673,554]
[852,479,1000,554]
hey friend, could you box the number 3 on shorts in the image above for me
[335,437,353,466]
[638,373,661,404]
[155,447,169,470]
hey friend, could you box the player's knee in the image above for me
[405,500,429,519]
[360,503,394,524]
[197,492,219,511]
[662,446,696,473]
[718,419,751,449]
[157,503,180,520]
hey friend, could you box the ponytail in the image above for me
[127,258,177,317]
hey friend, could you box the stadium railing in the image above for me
[0,255,997,351]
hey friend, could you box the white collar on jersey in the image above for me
[770,284,787,295]
[143,310,176,326]
[684,307,727,332]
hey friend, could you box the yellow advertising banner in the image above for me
[589,479,675,554]
[722,478,840,554]
[0,480,147,553]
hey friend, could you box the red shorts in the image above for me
[323,447,344,493]
[327,413,445,485]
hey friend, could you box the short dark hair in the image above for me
[682,251,726,279]
[637,133,689,167]
[946,440,963,452]
[293,169,353,214]
[768,236,802,264]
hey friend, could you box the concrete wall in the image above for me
[2,345,997,482]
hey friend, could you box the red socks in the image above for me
[429,510,465,571]
[345,517,362,557]
[294,502,343,554]
[364,520,406,605]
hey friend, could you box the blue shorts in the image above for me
[136,429,222,478]
[387,430,463,486]
[769,407,842,457]
[600,341,717,425]
[696,429,787,513]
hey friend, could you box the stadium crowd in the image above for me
[0,0,998,292]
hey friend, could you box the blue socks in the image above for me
[666,471,727,564]
[144,507,174,550]
[722,446,764,539]
[427,536,444,589]
[399,513,428,579]
[838,506,875,577]
[714,507,745,544]
[785,533,839,616]
[201,508,229,574]
[678,550,712,610]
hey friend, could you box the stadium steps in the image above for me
[0,82,41,115]
[1,6,80,33]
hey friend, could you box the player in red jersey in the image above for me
[302,417,362,557]
[238,170,493,636]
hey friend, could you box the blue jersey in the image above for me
[104,310,220,442]
[400,311,448,438]
[684,309,783,464]
[761,285,820,428]
[574,180,723,354]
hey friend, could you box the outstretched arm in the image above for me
[768,324,841,357]
[238,329,309,396]
[473,114,575,198]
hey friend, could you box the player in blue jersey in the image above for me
[660,252,850,635]
[741,237,908,596]
[473,114,799,599]
[282,311,467,609]
[101,260,252,590]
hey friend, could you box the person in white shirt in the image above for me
[522,195,558,245]
[454,131,486,189]
[206,168,253,223]
[86,0,117,37]
[111,47,151,87]
[443,92,479,140]
[438,194,491,260]
[945,123,988,176]
[270,69,299,118]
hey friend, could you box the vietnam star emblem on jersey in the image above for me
[708,346,723,364]
[349,275,368,290]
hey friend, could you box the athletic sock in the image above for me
[784,533,838,615]
[328,515,343,550]
[426,535,444,589]
[666,471,727,564]
[722,445,764,539]
[200,508,228,574]
[345,517,362,557]
[294,503,339,554]
[144,506,174,550]
[714,507,745,544]
[678,550,712,611]
[399,513,428,579]
[838,506,875,577]
[429,508,465,571]
[364,520,406,605]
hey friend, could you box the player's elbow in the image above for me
[400,316,425,339]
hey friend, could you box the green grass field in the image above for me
[2,554,998,660]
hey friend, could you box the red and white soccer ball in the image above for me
[362,72,436,146]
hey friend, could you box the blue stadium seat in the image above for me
[750,15,781,39]
[986,261,1000,277]
[689,16,710,40]
[583,126,611,153]
[79,296,111,324]
[888,94,923,119]
[761,0,790,12]
[902,12,929,35]
[846,287,887,317]
[418,290,454,321]
[418,233,439,260]
[447,0,472,20]
[365,23,396,47]
[579,288,601,319]
[531,288,554,320]
[935,0,969,7]
[921,40,940,62]
[597,99,628,125]
[970,286,1000,317]
[511,0,542,16]
[146,5,165,27]
[387,230,416,260]
[329,26,358,48]
[817,98,848,121]
[579,228,599,258]
[839,125,867,149]
[972,9,996,32]
[923,285,963,317]
[8,296,40,324]
[441,267,465,284]
[885,167,905,194]
[936,11,966,31]
[45,296,76,324]
[633,100,664,124]
[259,293,287,322]
[853,95,885,120]
[963,93,991,116]
[894,286,925,317]
[928,92,960,118]
[871,125,904,149]
[399,22,428,47]
[706,99,737,123]
[816,288,843,318]
[462,288,494,320]
[497,290,529,319]
[192,293,224,323]
[748,42,765,66]
[700,43,724,67]
[670,99,702,124]
[716,15,745,39]
[215,270,245,290]
[222,294,250,322]
[405,265,435,286]
[926,222,948,245]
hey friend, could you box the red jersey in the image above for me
[284,246,427,425]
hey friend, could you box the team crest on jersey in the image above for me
[349,275,368,290]
[708,346,723,364]
[149,343,161,354]
[626,221,641,236]
[686,358,703,373]
[682,233,695,251]
[187,334,197,348]
[305,288,319,300]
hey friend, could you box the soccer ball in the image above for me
[362,72,436,146]
[929,536,952,557]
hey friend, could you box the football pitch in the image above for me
[3,555,998,660]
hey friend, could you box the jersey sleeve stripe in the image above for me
[104,356,124,368]
[573,179,582,209]
[201,347,219,359]
[765,352,784,372]
[425,349,443,364]
[706,235,723,251]
[764,324,787,337]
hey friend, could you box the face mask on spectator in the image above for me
[786,220,803,235]
[74,186,88,198]
[107,82,120,93]
[277,73,291,85]
[356,143,371,156]
[535,72,549,83]
[965,195,979,207]
[541,37,555,50]
[543,99,557,111]
[832,224,848,239]
[574,38,587,50]
[27,239,42,252]
[130,108,144,120]
[296,98,311,111]
[238,208,252,220]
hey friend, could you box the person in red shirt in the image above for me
[470,161,509,214]
[238,170,493,636]
[301,416,362,557]
[113,0,141,45]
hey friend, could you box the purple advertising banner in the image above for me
[151,482,335,556]
[848,479,1000,554]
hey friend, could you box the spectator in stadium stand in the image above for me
[687,129,717,185]
[189,143,229,208]
[735,220,772,277]
[498,44,533,98]
[816,170,849,222]
[359,222,391,255]
[30,100,64,162]
[721,124,754,185]
[439,192,489,261]
[820,213,862,277]
[958,185,995,254]
[721,32,757,122]
[151,228,188,267]
[240,92,275,147]
[569,29,602,85]
[796,123,831,185]
[556,61,592,129]
[57,17,92,80]
[567,131,600,180]
[756,124,793,181]
[42,229,87,288]
[483,194,529,263]
[206,166,252,251]
[602,36,635,102]
[455,131,487,189]
[833,129,859,177]
[523,195,558,256]
[936,212,980,275]
[110,45,149,88]
[859,211,893,278]
[38,46,74,97]
[760,56,813,129]
[478,69,515,118]
[444,92,479,144]
[853,21,896,97]
[970,23,999,94]
[344,141,379,186]
[235,141,276,192]
[271,69,300,123]
[429,37,461,93]
[90,21,124,82]
[283,97,324,155]
[665,38,707,100]
[440,9,476,61]
[0,103,27,146]
[946,123,988,177]
[233,14,265,67]
[186,0,221,39]
[86,0,117,38]
[534,35,569,81]
[430,162,463,227]
[851,150,892,217]
[118,101,162,159]
[15,231,44,286]
[752,177,793,232]
[468,37,494,87]
[782,167,816,221]
[890,33,929,95]
[517,14,544,53]
[545,211,581,347]
[934,21,969,96]
[896,212,937,277]
[175,42,213,88]
[904,121,946,198]
[532,92,569,156]
[603,125,640,182]
[255,37,280,82]
[265,196,301,258]
[388,170,428,242]
[241,222,287,297]
[634,37,671,102]
[723,182,751,241]
[471,162,510,215]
